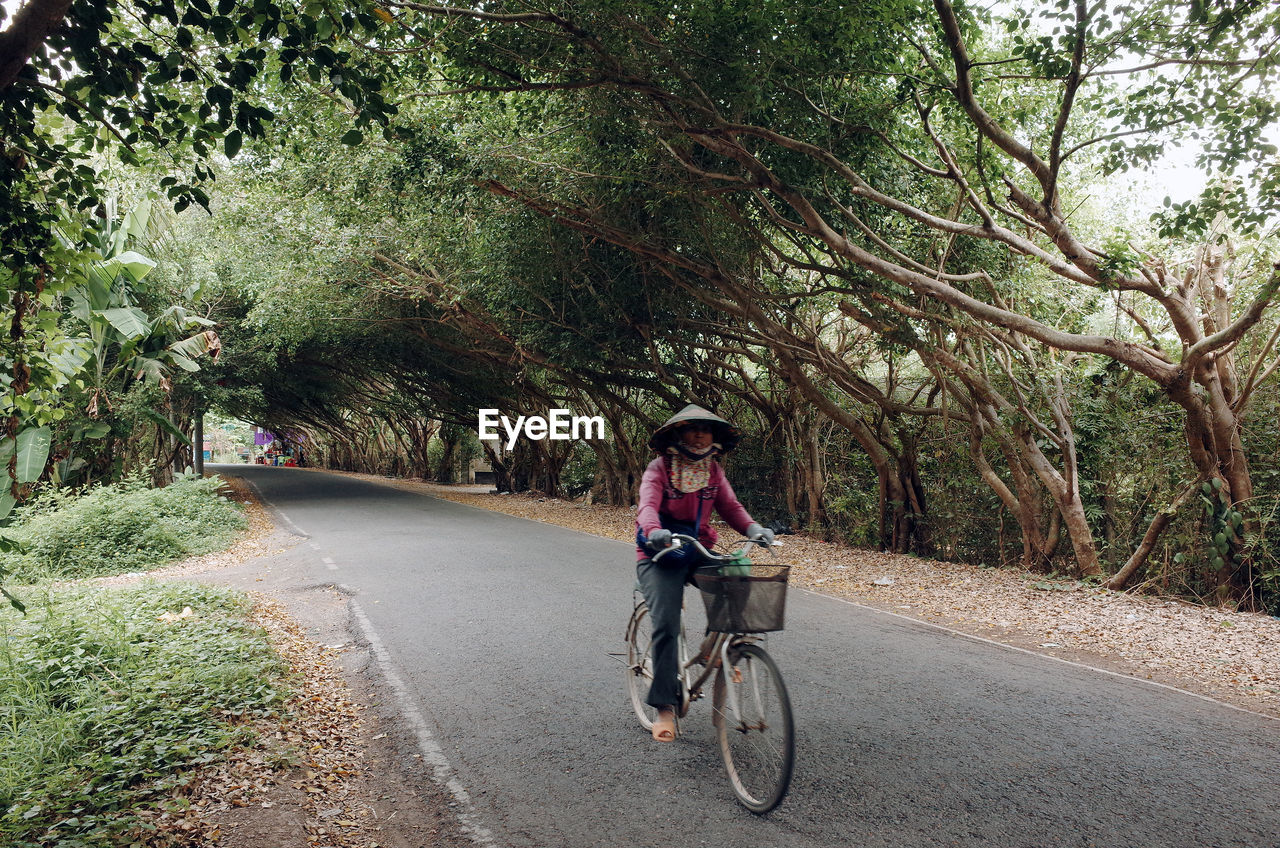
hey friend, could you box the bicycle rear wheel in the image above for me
[626,600,689,729]
[625,601,659,729]
[712,643,794,813]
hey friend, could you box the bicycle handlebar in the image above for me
[650,532,776,563]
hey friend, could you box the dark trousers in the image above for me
[636,554,704,708]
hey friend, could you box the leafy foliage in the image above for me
[0,0,395,266]
[0,473,245,582]
[0,581,286,848]
[5,0,1280,612]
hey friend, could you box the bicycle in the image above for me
[624,533,795,813]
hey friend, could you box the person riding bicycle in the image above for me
[635,403,775,743]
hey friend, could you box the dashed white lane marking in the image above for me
[349,601,499,848]
[231,473,493,841]
[800,587,1278,722]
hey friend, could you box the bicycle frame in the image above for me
[650,533,772,718]
[677,630,721,711]
[717,636,747,727]
[670,629,764,723]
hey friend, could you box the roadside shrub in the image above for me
[0,581,287,847]
[0,474,246,582]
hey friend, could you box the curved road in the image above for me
[218,465,1279,848]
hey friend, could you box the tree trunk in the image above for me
[895,429,929,555]
[859,430,917,554]
[435,427,460,483]
[409,419,438,478]
[0,0,73,92]
[967,417,1053,569]
[1171,365,1258,608]
[801,415,827,527]
[482,442,513,493]
[1017,424,1101,578]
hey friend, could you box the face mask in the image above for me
[666,444,720,492]
[672,441,719,460]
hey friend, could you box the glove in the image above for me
[646,528,673,551]
[746,523,775,546]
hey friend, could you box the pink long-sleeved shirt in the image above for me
[634,455,755,561]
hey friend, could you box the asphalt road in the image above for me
[218,465,1280,848]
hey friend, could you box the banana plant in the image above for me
[65,199,222,404]
[0,426,52,519]
[0,198,222,506]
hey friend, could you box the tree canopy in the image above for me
[4,0,1280,610]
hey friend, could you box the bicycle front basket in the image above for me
[692,565,790,633]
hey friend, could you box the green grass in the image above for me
[0,474,247,583]
[0,581,288,848]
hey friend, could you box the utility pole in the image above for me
[194,401,204,475]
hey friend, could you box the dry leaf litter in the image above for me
[323,469,1280,719]
[91,477,401,847]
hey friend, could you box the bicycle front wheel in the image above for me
[712,643,794,813]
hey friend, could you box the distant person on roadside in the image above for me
[634,403,774,742]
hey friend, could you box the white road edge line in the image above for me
[348,601,499,848]
[798,586,1278,722]
[273,508,306,537]
[232,473,311,538]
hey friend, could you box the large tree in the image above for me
[366,0,1280,605]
